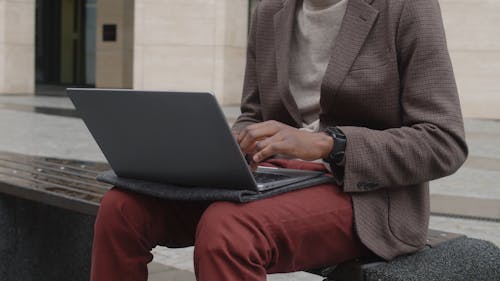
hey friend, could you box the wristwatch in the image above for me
[323,127,347,165]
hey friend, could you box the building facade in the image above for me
[0,0,499,118]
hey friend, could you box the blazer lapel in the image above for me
[320,0,379,110]
[274,0,302,126]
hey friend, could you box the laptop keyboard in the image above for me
[252,172,291,184]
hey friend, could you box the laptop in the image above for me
[68,88,325,192]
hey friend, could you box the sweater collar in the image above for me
[304,0,343,11]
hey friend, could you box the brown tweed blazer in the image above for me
[232,0,468,260]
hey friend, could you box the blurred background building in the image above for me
[0,0,499,118]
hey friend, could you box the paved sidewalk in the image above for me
[0,95,498,281]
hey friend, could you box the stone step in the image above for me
[430,194,500,220]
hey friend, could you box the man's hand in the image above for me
[232,129,259,170]
[236,120,334,163]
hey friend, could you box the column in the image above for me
[133,0,248,105]
[0,0,35,95]
[440,0,500,119]
[95,0,134,88]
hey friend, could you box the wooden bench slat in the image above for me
[29,158,106,176]
[42,157,110,172]
[0,156,103,180]
[0,175,101,215]
[0,166,109,199]
[0,160,110,193]
[0,152,111,215]
[0,152,113,215]
[0,151,110,173]
[0,167,108,200]
[426,228,466,247]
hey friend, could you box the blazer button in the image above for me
[365,182,379,190]
[357,182,379,190]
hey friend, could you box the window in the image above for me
[248,0,258,33]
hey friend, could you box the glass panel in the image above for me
[85,0,96,85]
[248,0,258,33]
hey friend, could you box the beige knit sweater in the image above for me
[289,0,348,132]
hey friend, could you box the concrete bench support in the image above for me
[326,236,500,281]
[0,193,95,281]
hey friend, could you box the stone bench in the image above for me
[0,151,499,281]
[0,151,110,281]
[315,229,500,281]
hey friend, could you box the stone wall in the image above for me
[95,0,134,88]
[440,0,500,119]
[129,0,500,113]
[0,0,35,95]
[1,0,499,119]
[132,0,248,105]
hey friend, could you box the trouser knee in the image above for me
[94,188,147,237]
[194,201,273,266]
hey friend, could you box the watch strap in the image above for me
[323,127,347,165]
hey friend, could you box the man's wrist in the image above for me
[318,132,335,159]
[322,127,347,165]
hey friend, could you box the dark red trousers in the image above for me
[90,159,369,281]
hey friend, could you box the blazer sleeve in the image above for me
[232,3,263,134]
[337,0,468,192]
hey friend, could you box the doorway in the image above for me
[35,0,96,94]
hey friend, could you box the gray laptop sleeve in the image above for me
[97,170,334,203]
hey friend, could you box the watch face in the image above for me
[327,128,346,139]
[333,151,345,164]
